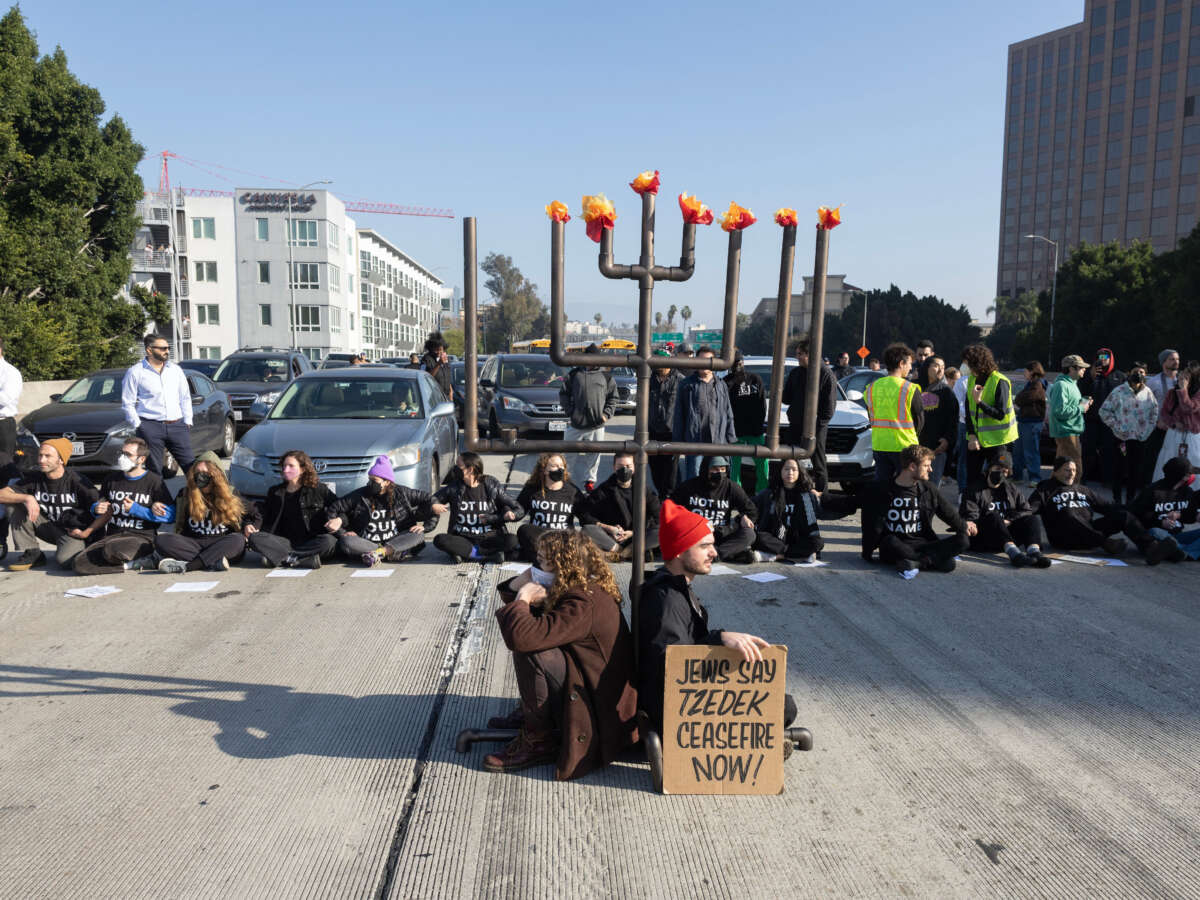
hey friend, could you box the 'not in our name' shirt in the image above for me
[97,470,174,535]
[450,482,497,538]
[16,470,98,529]
[361,496,401,544]
[516,483,582,531]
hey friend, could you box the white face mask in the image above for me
[116,455,136,473]
[529,566,555,587]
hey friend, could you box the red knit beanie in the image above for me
[658,499,712,561]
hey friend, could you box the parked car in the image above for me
[212,347,314,435]
[610,366,637,413]
[448,361,473,426]
[229,369,457,500]
[838,369,887,407]
[476,354,569,438]
[177,358,222,380]
[321,352,360,368]
[17,368,236,480]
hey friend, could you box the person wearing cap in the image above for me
[0,438,99,571]
[325,453,436,566]
[1079,348,1125,486]
[154,452,261,573]
[648,349,683,498]
[673,345,736,482]
[120,333,195,476]
[723,351,769,494]
[671,456,758,562]
[1047,354,1091,483]
[247,450,339,569]
[636,499,789,734]
[578,452,661,560]
[559,343,617,489]
[1129,457,1199,560]
[431,451,523,563]
[673,343,694,358]
[959,449,1053,568]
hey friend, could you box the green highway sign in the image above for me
[691,330,723,343]
[652,332,684,342]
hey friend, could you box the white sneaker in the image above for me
[753,550,772,563]
[157,558,187,575]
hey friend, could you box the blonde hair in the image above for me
[537,530,621,610]
[177,461,244,530]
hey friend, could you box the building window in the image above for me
[191,217,215,240]
[330,307,342,330]
[257,261,270,284]
[288,219,318,247]
[289,305,320,332]
[360,281,372,311]
[198,346,222,360]
[363,316,374,343]
[329,264,341,291]
[197,304,220,325]
[289,262,319,289]
[259,304,272,326]
[328,222,339,249]
[1180,183,1197,204]
[194,261,217,282]
[1153,186,1172,207]
[256,218,269,241]
[349,313,355,331]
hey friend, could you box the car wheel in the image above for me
[163,450,178,479]
[219,418,236,457]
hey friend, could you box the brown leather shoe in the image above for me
[482,729,558,773]
[486,704,525,729]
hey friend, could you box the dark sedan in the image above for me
[17,368,236,479]
[476,354,568,437]
[177,358,222,380]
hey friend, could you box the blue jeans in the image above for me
[682,455,703,482]
[1150,526,1200,559]
[1016,420,1043,482]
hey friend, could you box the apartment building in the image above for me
[357,229,444,360]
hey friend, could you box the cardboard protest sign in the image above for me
[661,644,787,795]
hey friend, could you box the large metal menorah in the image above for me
[462,186,830,643]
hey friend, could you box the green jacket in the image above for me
[1047,375,1084,438]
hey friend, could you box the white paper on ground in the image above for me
[742,571,788,583]
[1054,554,1129,567]
[789,560,829,568]
[499,562,529,572]
[164,581,219,593]
[707,564,739,576]
[266,568,312,578]
[351,568,394,578]
[899,568,919,580]
[64,585,121,598]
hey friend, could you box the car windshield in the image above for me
[58,374,122,403]
[841,371,884,395]
[498,360,565,388]
[742,363,796,396]
[268,378,425,419]
[214,357,290,383]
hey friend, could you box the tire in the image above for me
[218,418,236,457]
[163,450,178,479]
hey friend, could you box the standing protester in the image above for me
[431,452,523,562]
[723,352,768,493]
[1013,361,1048,485]
[962,344,1017,490]
[1151,361,1200,478]
[951,363,970,493]
[421,332,453,399]
[912,339,936,388]
[647,349,683,498]
[673,345,736,482]
[671,456,757,562]
[73,438,173,575]
[0,439,99,571]
[960,450,1053,568]
[579,452,661,559]
[248,450,338,569]
[0,336,23,460]
[121,333,195,476]
[327,455,435,566]
[751,457,855,563]
[1079,348,1124,485]
[831,351,855,380]
[155,452,259,573]
[782,339,838,491]
[484,530,638,777]
[673,343,694,359]
[859,444,974,575]
[1097,361,1159,505]
[1129,458,1199,561]
[560,344,616,489]
[1142,349,1180,482]
[1029,456,1175,563]
[514,452,585,561]
[917,357,958,487]
[863,343,924,485]
[1047,354,1091,483]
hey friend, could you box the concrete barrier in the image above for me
[17,381,75,421]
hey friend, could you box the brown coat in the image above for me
[495,583,639,780]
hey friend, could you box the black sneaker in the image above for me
[1010,551,1031,568]
[8,549,45,571]
[295,554,321,569]
[1028,552,1053,569]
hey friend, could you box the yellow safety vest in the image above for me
[865,375,919,451]
[967,371,1018,448]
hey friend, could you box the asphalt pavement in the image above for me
[2,416,1199,898]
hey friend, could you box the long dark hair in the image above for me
[768,457,814,493]
[280,449,320,489]
[962,344,997,381]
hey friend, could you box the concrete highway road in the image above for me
[2,416,1198,898]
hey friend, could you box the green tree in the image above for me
[667,304,677,326]
[0,7,147,380]
[680,305,692,333]
[593,312,602,326]
[440,328,466,357]
[480,252,546,350]
[654,311,663,328]
[737,315,778,355]
[822,285,980,364]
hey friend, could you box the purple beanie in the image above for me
[367,454,395,483]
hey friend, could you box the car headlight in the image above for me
[108,424,136,440]
[500,395,535,413]
[16,424,37,442]
[388,446,421,468]
[260,391,282,405]
[232,444,267,474]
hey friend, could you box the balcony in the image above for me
[178,278,190,298]
[131,250,174,271]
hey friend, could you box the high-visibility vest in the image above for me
[967,370,1018,447]
[865,375,919,451]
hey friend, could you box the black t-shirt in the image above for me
[450,482,496,538]
[516,483,581,530]
[885,481,927,543]
[360,494,401,544]
[98,470,173,535]
[277,490,311,545]
[16,470,99,529]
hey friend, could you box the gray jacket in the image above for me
[560,367,616,429]
[672,374,736,444]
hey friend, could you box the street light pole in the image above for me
[286,180,333,350]
[1024,233,1058,365]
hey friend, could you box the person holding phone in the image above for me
[1048,354,1091,483]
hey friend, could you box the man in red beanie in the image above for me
[636,499,781,733]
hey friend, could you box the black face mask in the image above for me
[987,471,1005,488]
[193,472,212,488]
[708,471,725,487]
[547,468,565,482]
[1128,372,1145,388]
[616,466,634,483]
[368,481,386,495]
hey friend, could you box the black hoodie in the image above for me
[960,479,1034,523]
[1027,479,1119,531]
[578,473,661,529]
[723,365,767,438]
[1128,478,1199,531]
[919,378,959,454]
[671,468,757,531]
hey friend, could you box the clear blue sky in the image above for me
[25,0,1082,329]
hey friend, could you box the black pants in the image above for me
[337,530,425,559]
[1046,511,1151,552]
[1081,418,1117,485]
[648,434,679,500]
[137,419,195,476]
[581,523,660,555]
[873,450,903,485]
[512,647,567,734]
[73,533,155,575]
[0,416,16,459]
[878,531,969,567]
[516,523,577,561]
[713,519,756,561]
[249,531,338,566]
[969,512,1049,553]
[753,531,824,559]
[1141,427,1167,484]
[155,532,246,570]
[433,531,518,561]
[790,423,829,491]
[1111,438,1146,505]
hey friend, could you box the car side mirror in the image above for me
[846,390,864,402]
[479,378,494,388]
[191,394,203,404]
[432,401,455,418]
[49,393,62,401]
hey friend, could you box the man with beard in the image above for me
[1128,457,1198,561]
[960,450,1053,568]
[578,452,660,560]
[672,456,758,562]
[0,439,99,571]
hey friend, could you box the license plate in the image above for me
[233,411,243,421]
[548,421,567,432]
[71,441,85,457]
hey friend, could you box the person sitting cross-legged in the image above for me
[513,452,586,562]
[750,458,857,563]
[154,452,260,573]
[326,455,436,566]
[431,452,523,563]
[671,456,757,563]
[578,452,661,561]
[959,449,1053,568]
[0,439,99,571]
[247,450,338,569]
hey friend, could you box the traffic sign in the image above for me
[856,345,870,359]
[652,332,684,343]
[692,330,723,343]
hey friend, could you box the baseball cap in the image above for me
[1060,354,1087,369]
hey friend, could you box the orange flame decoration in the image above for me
[629,170,661,195]
[774,208,799,227]
[719,201,757,232]
[581,193,617,242]
[817,205,842,230]
[678,192,714,226]
[545,200,571,223]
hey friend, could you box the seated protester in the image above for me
[860,444,974,575]
[326,454,435,567]
[578,452,661,561]
[431,451,522,563]
[0,439,99,571]
[155,451,260,574]
[671,456,758,563]
[751,458,856,563]
[74,438,174,575]
[1128,457,1199,561]
[637,500,796,734]
[248,450,338,569]
[483,530,638,778]
[1028,456,1176,563]
[959,449,1053,568]
[514,452,585,561]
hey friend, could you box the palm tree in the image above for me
[680,305,692,335]
[667,304,677,326]
[593,312,603,326]
[654,311,663,328]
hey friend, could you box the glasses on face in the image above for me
[150,345,169,352]
[120,451,139,460]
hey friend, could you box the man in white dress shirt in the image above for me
[0,337,22,462]
[121,334,194,475]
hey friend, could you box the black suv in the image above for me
[212,347,314,434]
